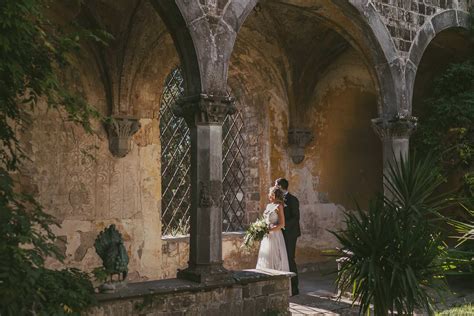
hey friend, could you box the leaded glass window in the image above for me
[159,67,246,236]
[160,68,191,236]
[222,112,246,232]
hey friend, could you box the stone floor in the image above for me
[289,271,358,315]
[289,272,474,316]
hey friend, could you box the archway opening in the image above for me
[412,28,472,198]
[230,1,384,267]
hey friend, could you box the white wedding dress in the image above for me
[256,202,290,272]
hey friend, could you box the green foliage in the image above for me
[446,202,474,275]
[436,303,474,315]
[92,267,109,283]
[332,154,453,316]
[412,58,474,198]
[0,0,110,314]
[449,203,474,247]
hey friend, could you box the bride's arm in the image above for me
[270,204,286,232]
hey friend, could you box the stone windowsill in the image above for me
[95,269,294,303]
[161,231,245,242]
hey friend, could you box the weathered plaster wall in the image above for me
[21,107,162,281]
[287,49,382,266]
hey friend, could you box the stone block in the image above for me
[166,293,196,310]
[273,278,291,292]
[211,286,242,302]
[432,9,457,32]
[268,293,289,311]
[409,22,435,66]
[262,283,275,295]
[194,290,213,304]
[255,296,269,314]
[246,281,263,297]
[243,298,256,315]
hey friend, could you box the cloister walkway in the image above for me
[290,271,474,316]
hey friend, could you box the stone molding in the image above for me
[105,116,141,158]
[173,94,236,126]
[371,114,417,140]
[288,128,314,164]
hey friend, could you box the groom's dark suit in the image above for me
[282,192,300,295]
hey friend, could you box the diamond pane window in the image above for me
[222,111,246,232]
[160,68,191,236]
[160,67,246,236]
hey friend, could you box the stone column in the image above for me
[174,94,236,285]
[372,115,417,192]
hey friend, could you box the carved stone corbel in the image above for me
[288,128,314,164]
[105,116,141,158]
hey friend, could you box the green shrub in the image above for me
[0,0,109,314]
[332,154,453,316]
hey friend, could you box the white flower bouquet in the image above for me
[242,217,269,249]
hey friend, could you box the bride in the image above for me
[256,186,290,272]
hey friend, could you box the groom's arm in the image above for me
[285,196,300,231]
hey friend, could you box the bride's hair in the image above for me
[268,186,284,204]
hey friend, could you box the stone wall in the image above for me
[371,0,470,54]
[86,270,292,316]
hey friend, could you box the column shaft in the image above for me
[372,115,417,195]
[175,94,235,285]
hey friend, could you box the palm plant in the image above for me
[332,153,453,316]
[449,203,474,247]
[446,202,474,276]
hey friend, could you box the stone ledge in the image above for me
[95,269,293,303]
[87,269,292,316]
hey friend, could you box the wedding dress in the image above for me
[256,202,290,272]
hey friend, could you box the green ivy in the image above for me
[0,0,110,314]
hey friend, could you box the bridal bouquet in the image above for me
[242,217,269,249]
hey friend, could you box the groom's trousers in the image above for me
[284,234,299,294]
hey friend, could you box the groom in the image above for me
[275,178,300,296]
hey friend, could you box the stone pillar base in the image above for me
[177,264,235,285]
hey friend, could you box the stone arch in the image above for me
[230,0,385,234]
[407,9,470,113]
[247,0,399,117]
[149,1,202,96]
[151,0,259,96]
[347,0,401,117]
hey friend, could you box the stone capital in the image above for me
[371,114,417,140]
[105,116,141,158]
[173,94,236,126]
[288,128,314,164]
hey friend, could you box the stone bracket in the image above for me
[371,113,417,140]
[105,116,141,158]
[288,128,314,164]
[173,94,236,126]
